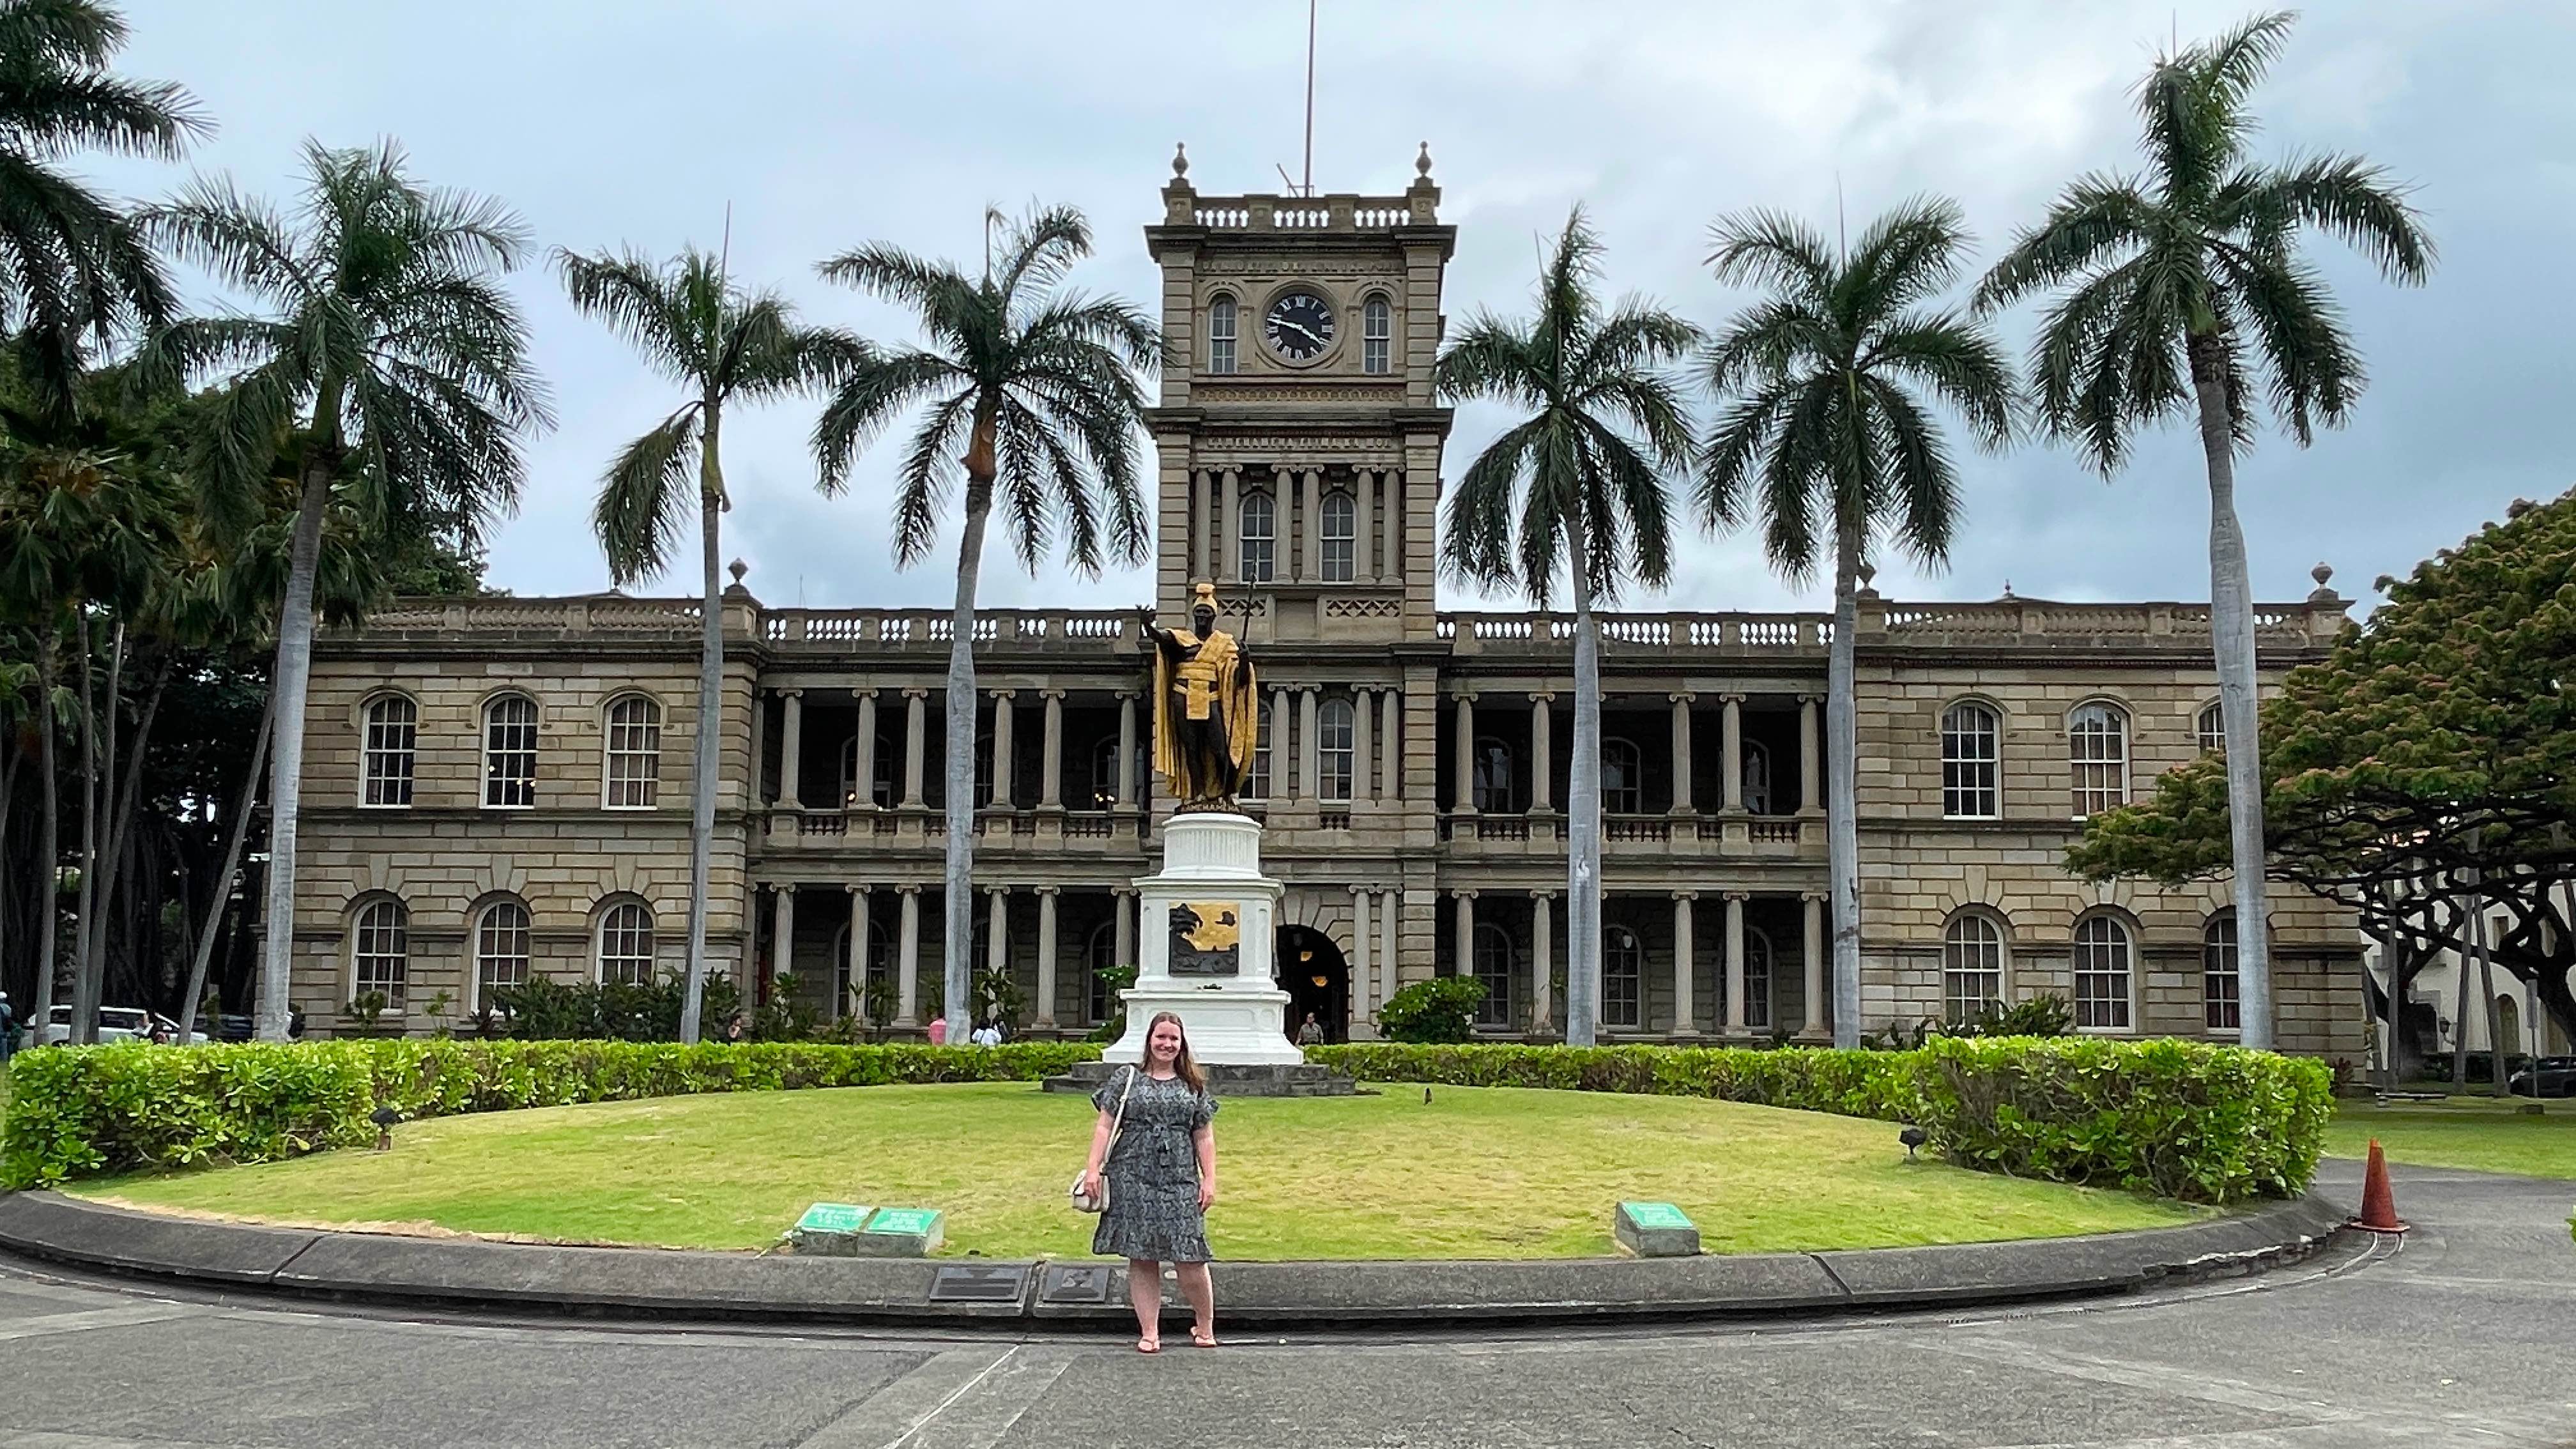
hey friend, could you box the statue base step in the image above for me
[1041,1059,1359,1099]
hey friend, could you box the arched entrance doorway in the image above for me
[1278,925,1349,1044]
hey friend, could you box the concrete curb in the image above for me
[0,1190,2352,1330]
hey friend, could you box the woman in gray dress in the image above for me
[1078,1011,1219,1352]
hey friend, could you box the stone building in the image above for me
[282,151,2363,1054]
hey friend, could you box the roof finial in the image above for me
[1415,141,1434,179]
[728,558,748,586]
[2311,561,2333,588]
[1171,142,1188,179]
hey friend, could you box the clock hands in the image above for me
[1274,318,1324,347]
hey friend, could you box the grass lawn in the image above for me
[75,1082,2201,1259]
[2327,1095,2576,1180]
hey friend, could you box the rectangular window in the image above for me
[1319,702,1354,802]
[352,902,408,1009]
[1362,296,1392,375]
[2203,919,2241,1032]
[362,699,417,808]
[2073,917,2133,1031]
[1208,297,1238,375]
[1603,933,1643,1029]
[1245,705,1272,801]
[606,698,661,808]
[1941,704,1999,818]
[2069,705,2129,817]
[484,696,537,808]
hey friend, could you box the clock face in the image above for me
[1264,289,1336,361]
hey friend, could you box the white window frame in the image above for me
[473,899,532,1009]
[350,896,409,1010]
[604,694,661,809]
[1245,703,1273,801]
[1208,295,1238,374]
[481,693,539,809]
[596,900,657,986]
[1602,738,1644,814]
[361,694,418,808]
[1320,489,1356,581]
[2196,700,2227,755]
[1942,701,2000,820]
[1472,923,1515,1027]
[2067,702,2130,818]
[2072,914,2135,1032]
[1942,911,2007,1022]
[2203,913,2241,1033]
[1602,925,1644,1029]
[1318,698,1355,802]
[1239,490,1275,582]
[1744,926,1774,1031]
[1361,295,1392,375]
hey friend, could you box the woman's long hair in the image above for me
[1146,1011,1207,1094]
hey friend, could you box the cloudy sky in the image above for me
[102,1,2572,615]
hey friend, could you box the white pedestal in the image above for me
[1106,812,1303,1067]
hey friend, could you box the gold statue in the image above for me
[1140,581,1260,810]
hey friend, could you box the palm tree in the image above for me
[142,141,550,1041]
[0,0,205,408]
[1976,12,2433,1049]
[810,204,1154,1038]
[1699,197,2014,1049]
[557,245,844,1044]
[1437,208,1699,1047]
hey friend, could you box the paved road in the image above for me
[0,1162,2567,1448]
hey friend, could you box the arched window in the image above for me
[362,695,417,808]
[474,900,532,1007]
[1473,923,1515,1027]
[1744,927,1774,1030]
[1318,698,1355,802]
[1321,489,1356,581]
[2203,913,2241,1032]
[1943,912,2007,1022]
[482,693,539,808]
[840,732,895,807]
[1742,740,1773,815]
[1208,295,1238,374]
[1361,295,1392,374]
[1602,739,1643,814]
[1239,491,1275,581]
[604,694,661,808]
[2196,700,2227,756]
[597,901,656,986]
[1090,737,1121,808]
[1472,737,1517,813]
[351,896,408,1009]
[830,916,896,1018]
[2073,914,2134,1031]
[1602,926,1644,1029]
[2067,703,2129,816]
[1942,702,2000,819]
[1087,921,1122,1022]
[1245,702,1273,801]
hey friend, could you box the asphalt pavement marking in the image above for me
[0,1303,204,1342]
[797,1344,1075,1449]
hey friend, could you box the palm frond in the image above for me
[592,404,700,583]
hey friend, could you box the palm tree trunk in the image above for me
[1827,525,1862,1049]
[255,442,339,1043]
[2188,334,2274,1050]
[1563,523,1600,1047]
[944,475,994,1039]
[31,637,59,1042]
[70,614,102,1045]
[179,698,272,1045]
[679,416,726,1046]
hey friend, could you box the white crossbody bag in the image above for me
[1070,1066,1137,1214]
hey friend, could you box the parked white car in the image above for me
[35,1006,177,1045]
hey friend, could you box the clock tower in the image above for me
[1143,143,1456,644]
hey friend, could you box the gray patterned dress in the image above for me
[1090,1067,1218,1263]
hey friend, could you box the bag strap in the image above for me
[1103,1066,1139,1156]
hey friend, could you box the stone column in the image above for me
[1351,886,1373,1023]
[1453,890,1478,991]
[1802,891,1827,1036]
[1671,891,1698,1036]
[1357,470,1377,583]
[777,689,805,809]
[986,690,1015,808]
[844,885,869,1022]
[1452,693,1477,815]
[1300,689,1321,800]
[1798,694,1821,814]
[1192,469,1211,581]
[896,887,922,1025]
[1379,692,1400,800]
[1669,692,1695,815]
[982,889,1009,1024]
[1229,469,1249,582]
[1116,692,1138,806]
[1114,888,1136,974]
[1351,687,1374,804]
[1721,693,1745,812]
[1530,693,1554,811]
[1380,471,1399,580]
[1039,689,1065,808]
[1271,684,1294,798]
[854,691,878,807]
[1296,468,1317,582]
[1034,887,1059,1029]
[1531,890,1555,1034]
[1379,888,1398,1006]
[901,689,928,808]
[770,884,796,998]
[1724,892,1748,1034]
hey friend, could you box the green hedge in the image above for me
[1310,1038,2331,1204]
[0,1039,1100,1190]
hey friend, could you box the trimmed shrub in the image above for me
[0,1039,1100,1190]
[1373,979,1487,1043]
[1308,1043,1919,1121]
